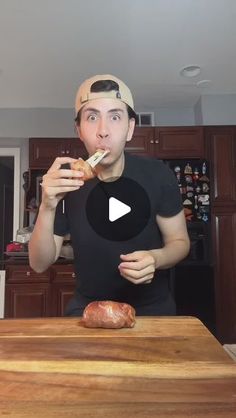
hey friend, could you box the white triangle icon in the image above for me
[109,197,131,222]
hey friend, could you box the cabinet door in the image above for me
[51,264,76,316]
[125,127,154,156]
[29,138,67,168]
[6,265,50,283]
[211,211,236,343]
[51,284,75,316]
[206,127,236,206]
[69,139,87,159]
[5,283,50,318]
[155,127,205,158]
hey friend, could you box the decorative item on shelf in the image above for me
[174,165,181,182]
[185,175,193,184]
[16,226,33,243]
[193,167,199,181]
[6,242,24,252]
[36,176,43,206]
[27,197,37,210]
[184,162,192,174]
[23,171,29,192]
[202,182,210,193]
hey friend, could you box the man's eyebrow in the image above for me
[83,107,125,114]
[108,108,125,113]
[83,107,100,113]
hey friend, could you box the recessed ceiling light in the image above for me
[180,65,201,78]
[196,80,212,88]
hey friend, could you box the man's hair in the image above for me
[75,79,138,125]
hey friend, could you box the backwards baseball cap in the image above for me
[75,74,135,115]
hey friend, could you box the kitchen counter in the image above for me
[0,316,236,417]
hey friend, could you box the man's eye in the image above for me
[88,114,97,121]
[111,114,121,121]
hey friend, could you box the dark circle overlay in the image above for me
[86,176,151,241]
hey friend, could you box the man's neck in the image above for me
[97,153,125,181]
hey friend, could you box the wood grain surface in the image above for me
[0,316,236,418]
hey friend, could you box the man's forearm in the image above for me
[28,204,58,273]
[150,238,190,270]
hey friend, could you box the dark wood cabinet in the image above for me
[4,263,76,318]
[5,265,51,317]
[206,126,236,343]
[5,283,50,318]
[51,264,76,316]
[154,127,205,158]
[206,127,236,206]
[29,138,87,168]
[126,126,205,159]
[125,127,153,156]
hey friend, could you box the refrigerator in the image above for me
[165,159,211,264]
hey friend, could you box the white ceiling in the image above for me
[0,0,236,110]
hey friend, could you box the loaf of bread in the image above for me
[82,300,136,329]
[70,157,96,181]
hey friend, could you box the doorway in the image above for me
[0,148,20,265]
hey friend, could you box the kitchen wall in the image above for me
[0,109,76,138]
[199,94,236,125]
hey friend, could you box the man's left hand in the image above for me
[118,251,156,284]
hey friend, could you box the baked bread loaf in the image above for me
[70,149,109,181]
[70,157,96,181]
[82,300,136,329]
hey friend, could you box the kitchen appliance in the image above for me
[165,159,211,264]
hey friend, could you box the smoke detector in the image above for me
[180,65,201,78]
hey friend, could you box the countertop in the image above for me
[0,316,236,417]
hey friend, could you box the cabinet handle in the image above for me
[150,140,154,144]
[26,271,31,276]
[61,150,65,155]
[155,140,159,144]
[66,150,70,155]
[72,272,75,278]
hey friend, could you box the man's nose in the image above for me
[96,118,109,138]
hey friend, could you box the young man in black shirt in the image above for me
[29,74,190,315]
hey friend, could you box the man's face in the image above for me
[76,98,135,166]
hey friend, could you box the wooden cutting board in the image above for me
[0,316,236,418]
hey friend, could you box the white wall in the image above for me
[154,107,195,126]
[194,98,203,125]
[200,94,236,125]
[0,108,76,138]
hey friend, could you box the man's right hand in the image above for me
[40,157,84,210]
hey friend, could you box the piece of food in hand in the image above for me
[82,300,136,329]
[71,149,109,181]
[71,157,96,181]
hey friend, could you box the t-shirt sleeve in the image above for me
[53,199,70,236]
[156,163,183,217]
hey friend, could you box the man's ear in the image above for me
[75,124,84,142]
[126,118,135,143]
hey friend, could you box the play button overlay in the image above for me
[109,197,131,222]
[86,177,151,241]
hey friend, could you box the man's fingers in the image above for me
[119,265,154,280]
[49,169,84,178]
[48,157,79,171]
[120,271,154,285]
[120,251,141,261]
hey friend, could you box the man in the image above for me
[29,74,190,316]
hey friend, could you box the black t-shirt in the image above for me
[54,153,183,314]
